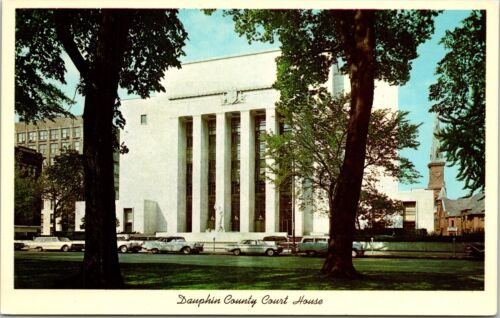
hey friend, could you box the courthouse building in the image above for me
[75,50,435,237]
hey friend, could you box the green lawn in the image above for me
[14,254,484,290]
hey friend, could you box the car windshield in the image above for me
[58,237,70,242]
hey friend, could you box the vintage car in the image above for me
[14,242,26,250]
[465,243,484,259]
[24,236,74,252]
[225,239,283,256]
[117,235,143,253]
[142,236,203,254]
[298,236,365,258]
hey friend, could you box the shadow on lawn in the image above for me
[15,259,484,290]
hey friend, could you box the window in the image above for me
[124,208,133,232]
[254,115,267,229]
[61,128,70,139]
[73,127,81,138]
[62,142,70,150]
[185,120,193,233]
[403,202,416,230]
[50,143,58,156]
[207,119,216,227]
[38,130,48,141]
[28,131,36,142]
[140,114,147,125]
[39,144,47,156]
[74,141,80,152]
[17,132,26,143]
[50,129,58,140]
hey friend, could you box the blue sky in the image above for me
[61,9,471,199]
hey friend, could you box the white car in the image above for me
[142,236,204,254]
[25,236,73,252]
[117,235,143,253]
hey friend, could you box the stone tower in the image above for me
[428,115,445,200]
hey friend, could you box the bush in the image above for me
[354,229,484,242]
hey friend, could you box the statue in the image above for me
[215,204,225,232]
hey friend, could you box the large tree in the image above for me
[265,91,419,232]
[227,9,438,277]
[15,9,187,287]
[429,10,485,193]
[41,149,84,233]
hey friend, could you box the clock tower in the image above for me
[428,115,445,200]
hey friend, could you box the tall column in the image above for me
[240,110,255,232]
[192,115,208,232]
[215,112,232,231]
[176,118,187,232]
[300,178,314,235]
[265,108,280,233]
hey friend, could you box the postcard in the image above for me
[1,0,498,316]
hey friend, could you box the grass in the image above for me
[14,253,484,290]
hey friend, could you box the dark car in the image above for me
[465,243,484,259]
[14,242,25,250]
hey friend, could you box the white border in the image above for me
[1,0,498,315]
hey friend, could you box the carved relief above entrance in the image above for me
[221,88,245,105]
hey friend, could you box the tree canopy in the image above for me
[265,91,420,228]
[15,163,42,226]
[41,149,84,232]
[15,9,187,288]
[429,10,485,193]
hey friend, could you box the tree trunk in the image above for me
[81,10,131,288]
[321,10,375,278]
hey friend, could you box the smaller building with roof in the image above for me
[434,192,485,236]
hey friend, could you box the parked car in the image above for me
[14,242,25,250]
[298,236,365,258]
[225,239,283,256]
[25,236,73,252]
[263,235,301,253]
[142,236,203,254]
[117,235,143,253]
[70,241,85,251]
[465,243,484,259]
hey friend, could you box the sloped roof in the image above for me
[443,193,485,217]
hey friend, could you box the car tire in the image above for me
[352,249,358,258]
[36,247,43,252]
[119,245,128,253]
[151,248,159,254]
[181,247,191,255]
[61,245,69,252]
[233,249,241,256]
[306,250,316,257]
[266,249,275,257]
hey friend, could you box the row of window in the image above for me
[17,127,81,143]
[26,141,81,160]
